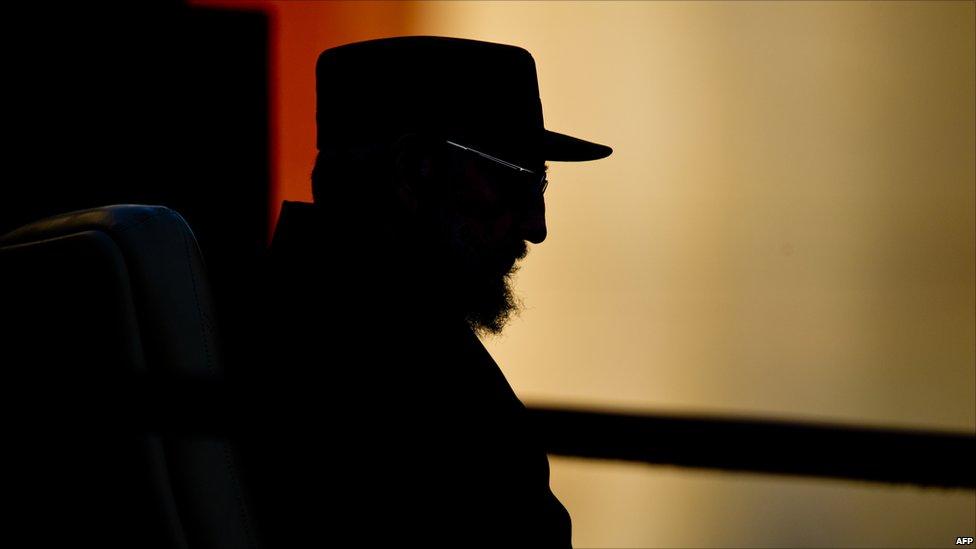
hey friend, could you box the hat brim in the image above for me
[543,129,612,161]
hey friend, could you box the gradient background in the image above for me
[192,1,975,547]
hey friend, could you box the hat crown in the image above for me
[315,36,544,152]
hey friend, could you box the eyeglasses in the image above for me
[446,140,548,195]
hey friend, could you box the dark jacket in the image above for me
[239,201,571,547]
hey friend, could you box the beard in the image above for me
[423,220,529,337]
[456,237,528,336]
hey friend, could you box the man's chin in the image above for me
[463,265,523,337]
[439,239,529,336]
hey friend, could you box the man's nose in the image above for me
[519,193,547,244]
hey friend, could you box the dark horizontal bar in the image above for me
[22,375,974,488]
[526,406,976,489]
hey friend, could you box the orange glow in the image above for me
[188,0,416,237]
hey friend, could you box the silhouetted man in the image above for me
[248,36,611,547]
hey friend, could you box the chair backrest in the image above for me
[1,204,260,548]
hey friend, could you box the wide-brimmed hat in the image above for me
[316,36,612,163]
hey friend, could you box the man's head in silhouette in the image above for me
[396,137,546,335]
[311,136,541,335]
[311,37,611,335]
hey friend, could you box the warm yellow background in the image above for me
[195,1,976,546]
[415,0,976,431]
[417,2,975,547]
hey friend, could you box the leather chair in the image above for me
[1,205,260,548]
